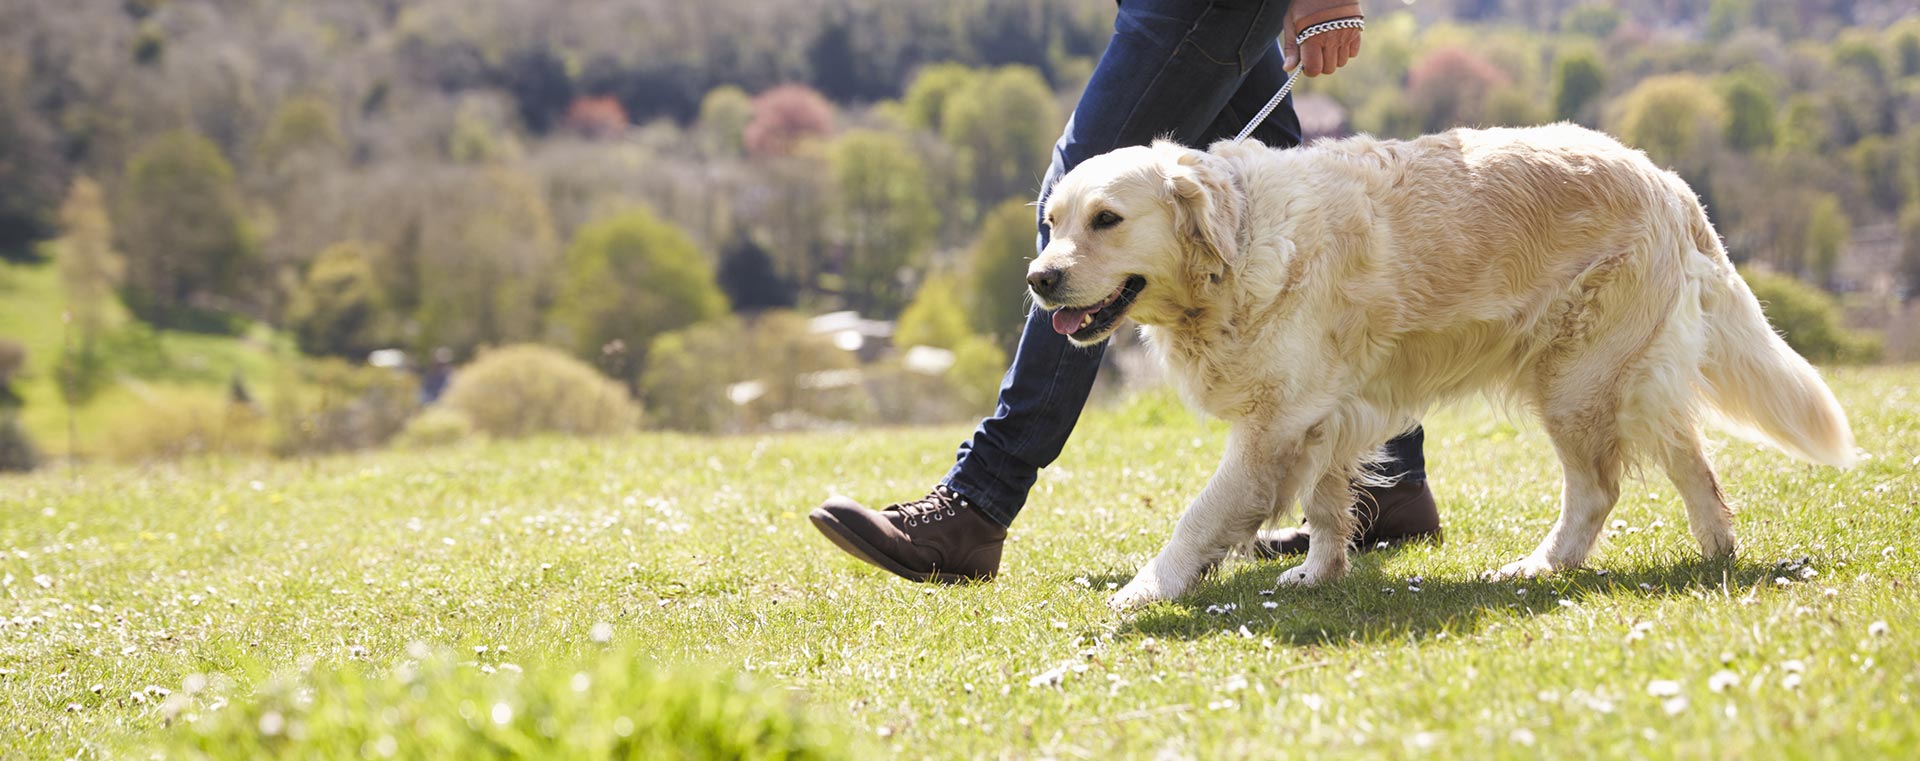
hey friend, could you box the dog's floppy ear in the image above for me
[1154,141,1242,285]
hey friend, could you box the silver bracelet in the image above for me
[1297,16,1365,44]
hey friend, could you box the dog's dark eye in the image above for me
[1093,210,1122,229]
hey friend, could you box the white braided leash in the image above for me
[1232,16,1366,142]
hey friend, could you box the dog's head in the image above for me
[1028,141,1241,346]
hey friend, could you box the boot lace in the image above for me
[887,485,968,528]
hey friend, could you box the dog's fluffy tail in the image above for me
[1687,201,1857,468]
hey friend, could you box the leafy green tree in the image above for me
[257,94,345,173]
[966,198,1039,346]
[412,167,560,355]
[1706,0,1752,41]
[1803,193,1849,290]
[826,130,936,316]
[550,208,729,383]
[895,274,973,351]
[696,86,753,157]
[115,129,257,328]
[53,177,124,405]
[1551,49,1605,124]
[1613,75,1724,169]
[1561,4,1622,38]
[55,178,124,350]
[1719,74,1776,153]
[0,71,66,263]
[1775,96,1827,155]
[901,63,977,132]
[940,66,1058,218]
[1849,136,1902,213]
[286,241,387,358]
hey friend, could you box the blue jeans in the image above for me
[943,0,1426,528]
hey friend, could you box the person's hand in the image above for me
[1282,1,1364,77]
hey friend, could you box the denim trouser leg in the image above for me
[944,0,1425,527]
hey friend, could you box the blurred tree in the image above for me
[901,63,977,132]
[640,318,747,432]
[1803,193,1849,290]
[1719,74,1776,153]
[257,94,345,174]
[966,197,1038,347]
[940,66,1057,217]
[1407,48,1510,132]
[896,274,974,350]
[412,167,559,354]
[1896,24,1920,78]
[550,208,729,383]
[1706,0,1752,41]
[696,86,754,157]
[1561,4,1622,37]
[826,130,936,316]
[1901,204,1920,302]
[55,177,123,348]
[286,241,387,358]
[563,96,629,139]
[1484,86,1546,127]
[0,71,67,263]
[54,177,124,404]
[716,233,795,313]
[447,96,525,164]
[1849,136,1902,214]
[1776,96,1828,155]
[503,48,573,135]
[115,129,257,329]
[744,84,836,159]
[1613,75,1724,170]
[1550,49,1606,124]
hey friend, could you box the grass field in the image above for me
[2,366,1916,759]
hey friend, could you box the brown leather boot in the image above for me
[1252,480,1443,558]
[809,485,1006,583]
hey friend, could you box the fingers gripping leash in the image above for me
[1233,16,1366,143]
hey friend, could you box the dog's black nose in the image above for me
[1027,267,1063,297]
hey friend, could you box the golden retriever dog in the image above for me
[1023,124,1857,611]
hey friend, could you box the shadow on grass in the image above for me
[1089,550,1793,648]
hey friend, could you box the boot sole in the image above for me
[808,509,990,585]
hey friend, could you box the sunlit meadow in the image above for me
[2,367,1916,759]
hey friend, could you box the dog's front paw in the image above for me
[1108,576,1166,611]
[1276,559,1345,587]
[1485,554,1557,581]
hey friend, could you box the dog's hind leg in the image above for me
[1276,472,1357,586]
[1490,400,1626,580]
[1659,427,1737,559]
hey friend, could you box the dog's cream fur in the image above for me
[1027,124,1857,611]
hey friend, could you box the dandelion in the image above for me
[590,621,613,643]
[1028,664,1069,688]
[1781,673,1803,690]
[1709,670,1740,693]
[1868,620,1890,637]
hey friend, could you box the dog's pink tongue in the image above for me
[1051,307,1092,335]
